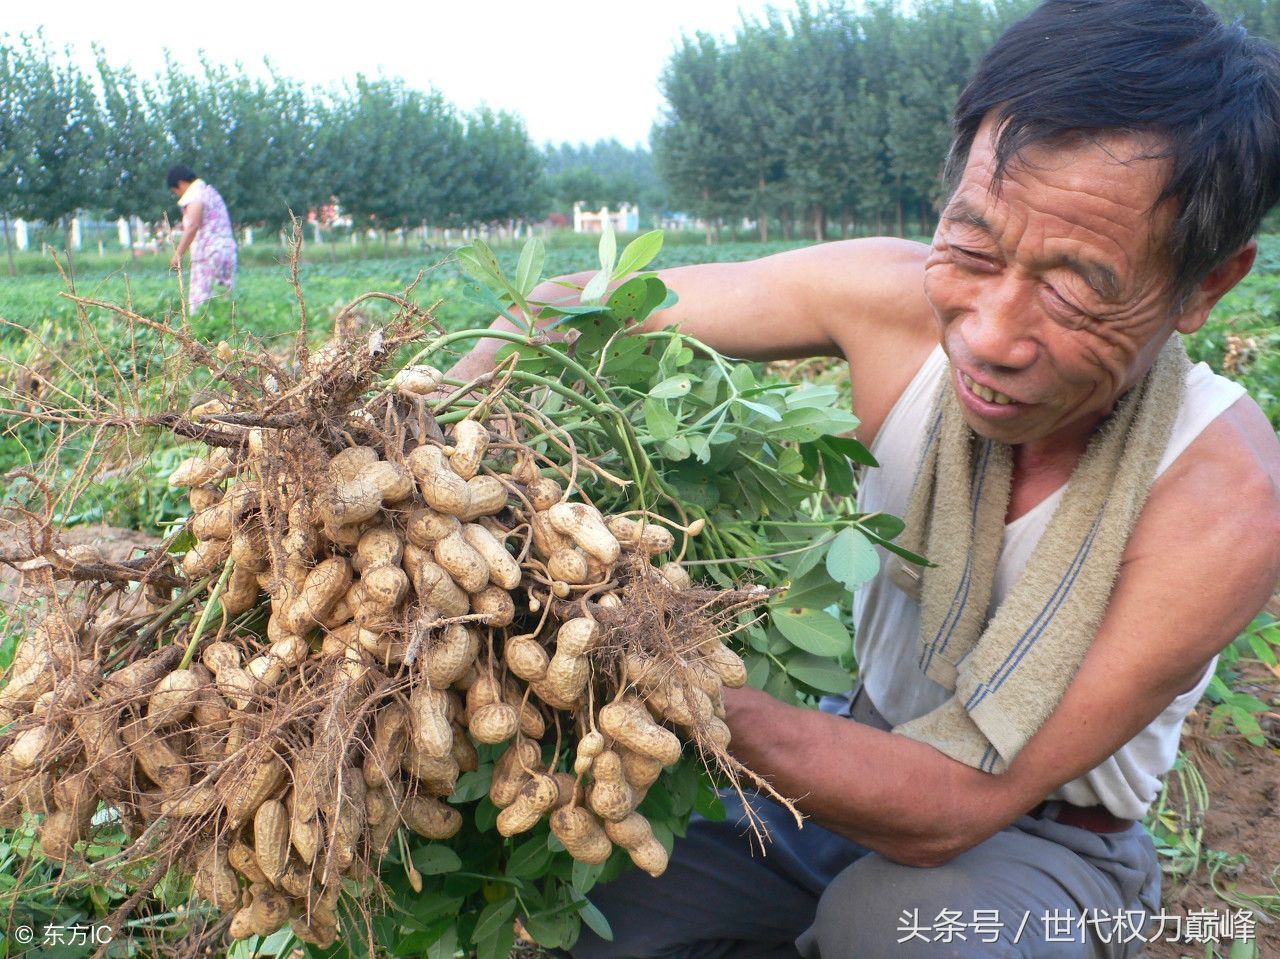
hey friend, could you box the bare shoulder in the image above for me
[1124,393,1280,651]
[812,238,939,444]
[1141,394,1280,538]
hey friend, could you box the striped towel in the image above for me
[887,337,1188,772]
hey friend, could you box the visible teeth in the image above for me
[962,373,1013,405]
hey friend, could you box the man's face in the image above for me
[923,117,1184,450]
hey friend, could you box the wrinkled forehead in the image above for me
[960,114,1173,195]
[946,117,1180,271]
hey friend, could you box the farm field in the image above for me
[1,233,1278,959]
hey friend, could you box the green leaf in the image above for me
[598,218,618,275]
[781,565,846,610]
[644,398,679,441]
[860,514,906,541]
[600,337,659,385]
[785,528,830,578]
[1227,706,1265,746]
[578,899,614,942]
[413,844,463,876]
[0,633,19,672]
[665,756,700,817]
[472,898,518,945]
[462,281,521,322]
[859,528,930,568]
[515,237,546,297]
[1206,674,1232,702]
[687,434,712,464]
[786,384,843,409]
[580,268,610,306]
[818,445,854,496]
[525,909,579,950]
[734,397,783,422]
[729,364,757,392]
[457,244,501,287]
[476,919,517,959]
[406,893,465,927]
[821,434,876,466]
[606,275,667,323]
[426,925,458,959]
[784,653,855,694]
[612,229,664,279]
[659,436,692,460]
[669,470,721,510]
[571,859,606,895]
[826,528,880,590]
[777,446,805,475]
[695,779,727,821]
[475,797,500,832]
[744,652,771,689]
[769,407,861,442]
[1246,632,1277,666]
[658,335,681,375]
[772,608,852,657]
[649,375,693,400]
[450,768,492,802]
[764,668,800,703]
[506,835,553,879]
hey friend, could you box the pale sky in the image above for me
[6,0,807,147]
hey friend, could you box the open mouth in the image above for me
[960,371,1016,406]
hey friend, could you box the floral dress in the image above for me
[178,179,237,309]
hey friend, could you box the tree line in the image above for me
[0,35,600,246]
[652,0,1280,242]
[6,0,1280,253]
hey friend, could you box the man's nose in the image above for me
[960,277,1038,371]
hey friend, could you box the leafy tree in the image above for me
[725,13,794,240]
[653,33,742,235]
[544,140,666,217]
[321,76,463,235]
[0,38,28,273]
[455,107,545,226]
[5,34,104,248]
[96,53,167,224]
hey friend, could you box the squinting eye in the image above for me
[1042,287,1091,328]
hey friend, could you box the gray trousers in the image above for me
[572,695,1161,958]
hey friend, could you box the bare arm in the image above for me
[172,201,204,265]
[724,398,1280,866]
[447,238,938,428]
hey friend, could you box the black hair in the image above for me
[945,0,1280,302]
[165,164,197,190]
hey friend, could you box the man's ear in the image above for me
[1175,239,1258,335]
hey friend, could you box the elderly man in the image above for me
[453,1,1280,955]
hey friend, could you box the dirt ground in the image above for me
[0,524,161,607]
[1141,674,1280,959]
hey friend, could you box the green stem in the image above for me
[178,559,234,670]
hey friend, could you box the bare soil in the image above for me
[1141,668,1280,959]
[0,524,161,606]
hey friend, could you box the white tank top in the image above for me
[854,345,1246,819]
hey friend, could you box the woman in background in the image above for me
[166,164,237,311]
